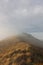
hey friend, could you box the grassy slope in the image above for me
[0,36,43,65]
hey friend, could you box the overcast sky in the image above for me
[0,0,43,40]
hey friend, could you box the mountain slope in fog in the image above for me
[0,33,43,48]
[0,33,43,65]
[18,33,43,48]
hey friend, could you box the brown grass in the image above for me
[0,37,43,65]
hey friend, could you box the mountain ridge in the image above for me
[0,33,43,65]
[0,33,43,48]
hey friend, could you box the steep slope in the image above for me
[0,33,43,65]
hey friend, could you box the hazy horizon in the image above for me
[0,32,43,41]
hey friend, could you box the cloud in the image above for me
[0,0,43,39]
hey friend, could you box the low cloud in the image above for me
[0,0,43,39]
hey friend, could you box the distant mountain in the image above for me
[0,33,43,65]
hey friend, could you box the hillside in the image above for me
[0,33,43,65]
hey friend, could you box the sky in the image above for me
[0,0,43,40]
